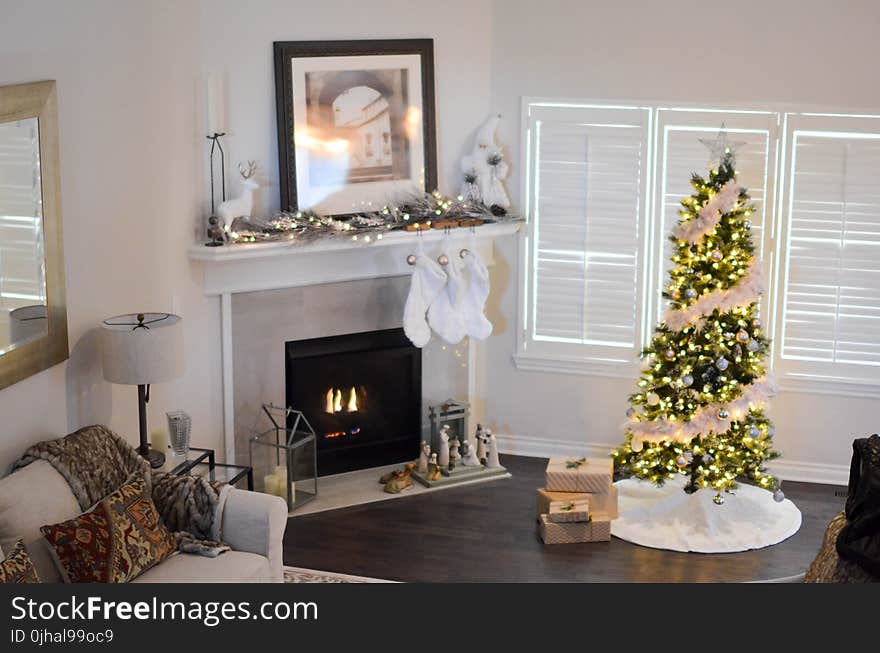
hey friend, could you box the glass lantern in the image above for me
[249,404,317,511]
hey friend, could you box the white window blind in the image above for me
[652,110,779,323]
[778,114,880,382]
[521,103,650,366]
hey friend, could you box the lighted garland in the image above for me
[224,191,517,244]
[613,151,781,499]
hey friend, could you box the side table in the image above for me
[162,447,253,490]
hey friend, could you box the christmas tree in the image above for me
[613,132,782,505]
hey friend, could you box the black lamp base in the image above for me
[145,447,166,469]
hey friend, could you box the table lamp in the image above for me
[100,312,184,468]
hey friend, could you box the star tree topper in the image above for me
[699,124,747,168]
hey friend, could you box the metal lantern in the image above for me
[249,404,317,511]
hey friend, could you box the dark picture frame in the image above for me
[274,39,437,215]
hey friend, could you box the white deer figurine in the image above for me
[217,161,258,224]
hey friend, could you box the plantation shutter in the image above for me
[0,118,45,303]
[652,110,780,320]
[523,103,650,364]
[780,114,880,378]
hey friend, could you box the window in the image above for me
[518,100,880,394]
[516,103,652,374]
[774,113,880,390]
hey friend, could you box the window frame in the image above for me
[513,99,653,378]
[770,112,880,397]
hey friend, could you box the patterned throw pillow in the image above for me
[0,540,41,583]
[41,478,176,583]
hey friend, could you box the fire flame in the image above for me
[324,387,359,413]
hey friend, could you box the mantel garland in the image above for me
[222,191,519,245]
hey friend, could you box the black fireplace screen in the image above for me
[285,328,421,476]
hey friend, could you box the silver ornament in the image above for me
[685,288,697,299]
[751,318,762,329]
[716,356,729,371]
[664,348,676,361]
[710,249,723,262]
[681,374,694,387]
[744,220,752,229]
[713,493,725,506]
[736,329,750,343]
[773,489,785,503]
[748,425,761,438]
[702,453,713,464]
[626,407,635,418]
[717,408,730,419]
[646,392,660,406]
[768,427,775,437]
[676,455,688,468]
[747,338,760,352]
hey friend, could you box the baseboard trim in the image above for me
[494,433,848,487]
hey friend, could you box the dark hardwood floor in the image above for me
[283,454,844,582]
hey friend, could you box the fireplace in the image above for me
[285,328,422,476]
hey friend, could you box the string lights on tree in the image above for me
[612,129,783,506]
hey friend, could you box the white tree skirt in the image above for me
[611,476,802,553]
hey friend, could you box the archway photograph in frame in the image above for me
[274,39,437,216]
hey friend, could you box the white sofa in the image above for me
[0,459,289,583]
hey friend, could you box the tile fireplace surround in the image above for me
[188,222,520,467]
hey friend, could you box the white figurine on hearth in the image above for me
[476,425,488,464]
[461,439,480,467]
[449,438,461,468]
[486,430,500,469]
[438,425,450,468]
[417,440,430,474]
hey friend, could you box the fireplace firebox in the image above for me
[285,328,421,476]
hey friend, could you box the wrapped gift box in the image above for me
[588,512,612,542]
[539,514,590,544]
[589,485,618,519]
[536,484,618,520]
[539,512,613,545]
[545,457,613,494]
[548,499,590,523]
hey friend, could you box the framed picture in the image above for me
[274,39,437,216]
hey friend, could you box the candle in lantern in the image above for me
[263,474,280,497]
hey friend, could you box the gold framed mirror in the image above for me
[0,80,68,390]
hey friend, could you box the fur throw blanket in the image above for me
[13,425,230,557]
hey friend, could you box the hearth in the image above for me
[285,328,421,476]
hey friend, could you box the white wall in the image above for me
[0,0,209,471]
[483,0,880,481]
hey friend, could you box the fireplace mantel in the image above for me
[188,221,521,296]
[188,221,521,462]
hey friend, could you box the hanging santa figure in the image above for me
[460,114,511,215]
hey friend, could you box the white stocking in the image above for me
[428,241,467,345]
[460,234,493,340]
[403,246,447,348]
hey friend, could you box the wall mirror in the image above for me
[0,81,67,390]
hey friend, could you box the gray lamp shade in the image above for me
[100,313,184,385]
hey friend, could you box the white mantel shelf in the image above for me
[188,221,521,296]
[188,220,521,463]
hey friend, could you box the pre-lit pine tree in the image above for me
[613,132,783,505]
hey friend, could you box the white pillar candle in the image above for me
[151,428,169,453]
[206,73,226,135]
[263,474,279,496]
